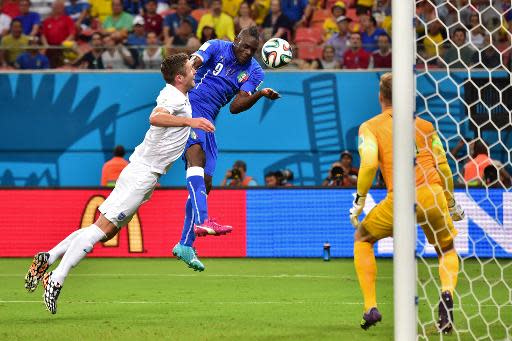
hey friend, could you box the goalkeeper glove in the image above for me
[349,194,366,228]
[447,198,465,221]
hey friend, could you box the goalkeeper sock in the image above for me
[354,241,377,311]
[179,197,196,247]
[186,167,208,225]
[439,248,459,295]
[48,229,83,265]
[51,225,106,285]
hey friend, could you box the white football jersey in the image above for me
[129,83,192,174]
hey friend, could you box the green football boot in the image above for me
[172,243,205,272]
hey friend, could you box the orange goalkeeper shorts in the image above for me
[361,183,458,249]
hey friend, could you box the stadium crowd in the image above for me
[1,0,511,70]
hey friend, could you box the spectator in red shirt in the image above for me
[41,0,75,67]
[2,0,20,18]
[370,34,391,68]
[143,0,162,37]
[343,32,370,69]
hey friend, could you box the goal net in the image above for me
[411,0,512,339]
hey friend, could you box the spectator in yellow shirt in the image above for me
[197,0,235,41]
[422,19,445,61]
[355,0,373,15]
[222,0,243,18]
[0,19,30,66]
[322,1,344,40]
[251,0,269,25]
[90,0,112,23]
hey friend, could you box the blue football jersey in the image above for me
[189,39,264,121]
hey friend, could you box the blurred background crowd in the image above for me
[1,0,511,70]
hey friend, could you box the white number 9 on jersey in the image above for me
[213,63,223,76]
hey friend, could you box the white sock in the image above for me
[51,224,106,285]
[47,229,83,265]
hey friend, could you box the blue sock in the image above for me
[179,197,196,247]
[186,167,208,225]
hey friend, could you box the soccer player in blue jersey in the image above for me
[172,27,280,271]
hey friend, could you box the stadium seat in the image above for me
[346,8,358,22]
[311,9,330,26]
[325,0,337,9]
[297,44,323,60]
[295,27,323,44]
[191,8,208,22]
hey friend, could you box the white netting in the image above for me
[414,0,512,339]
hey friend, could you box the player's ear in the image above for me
[176,74,184,84]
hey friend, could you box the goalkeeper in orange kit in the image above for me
[349,72,465,333]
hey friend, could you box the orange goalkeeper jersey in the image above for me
[357,108,447,193]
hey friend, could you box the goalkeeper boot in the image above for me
[438,290,454,334]
[24,252,50,292]
[43,272,62,314]
[194,218,232,237]
[360,307,382,330]
[172,243,205,272]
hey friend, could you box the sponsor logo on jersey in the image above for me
[237,71,249,83]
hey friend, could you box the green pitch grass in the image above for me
[0,258,510,340]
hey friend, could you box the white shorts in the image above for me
[98,162,160,228]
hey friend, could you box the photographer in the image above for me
[221,160,257,187]
[322,151,359,187]
[264,171,279,187]
[276,169,294,187]
[264,169,294,187]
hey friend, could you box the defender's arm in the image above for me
[149,107,214,132]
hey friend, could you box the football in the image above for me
[261,38,293,68]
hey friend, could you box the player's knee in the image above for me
[354,227,376,244]
[95,215,119,241]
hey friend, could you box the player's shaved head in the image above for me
[161,53,189,85]
[379,72,392,105]
[238,26,259,41]
[233,26,259,64]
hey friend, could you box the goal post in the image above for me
[392,0,417,340]
[391,1,512,339]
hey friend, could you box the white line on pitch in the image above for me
[0,300,377,305]
[0,300,503,307]
[0,273,392,279]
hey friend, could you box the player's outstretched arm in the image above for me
[230,88,280,114]
[150,108,215,132]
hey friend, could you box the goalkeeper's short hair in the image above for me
[380,72,392,104]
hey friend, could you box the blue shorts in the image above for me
[183,127,218,176]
